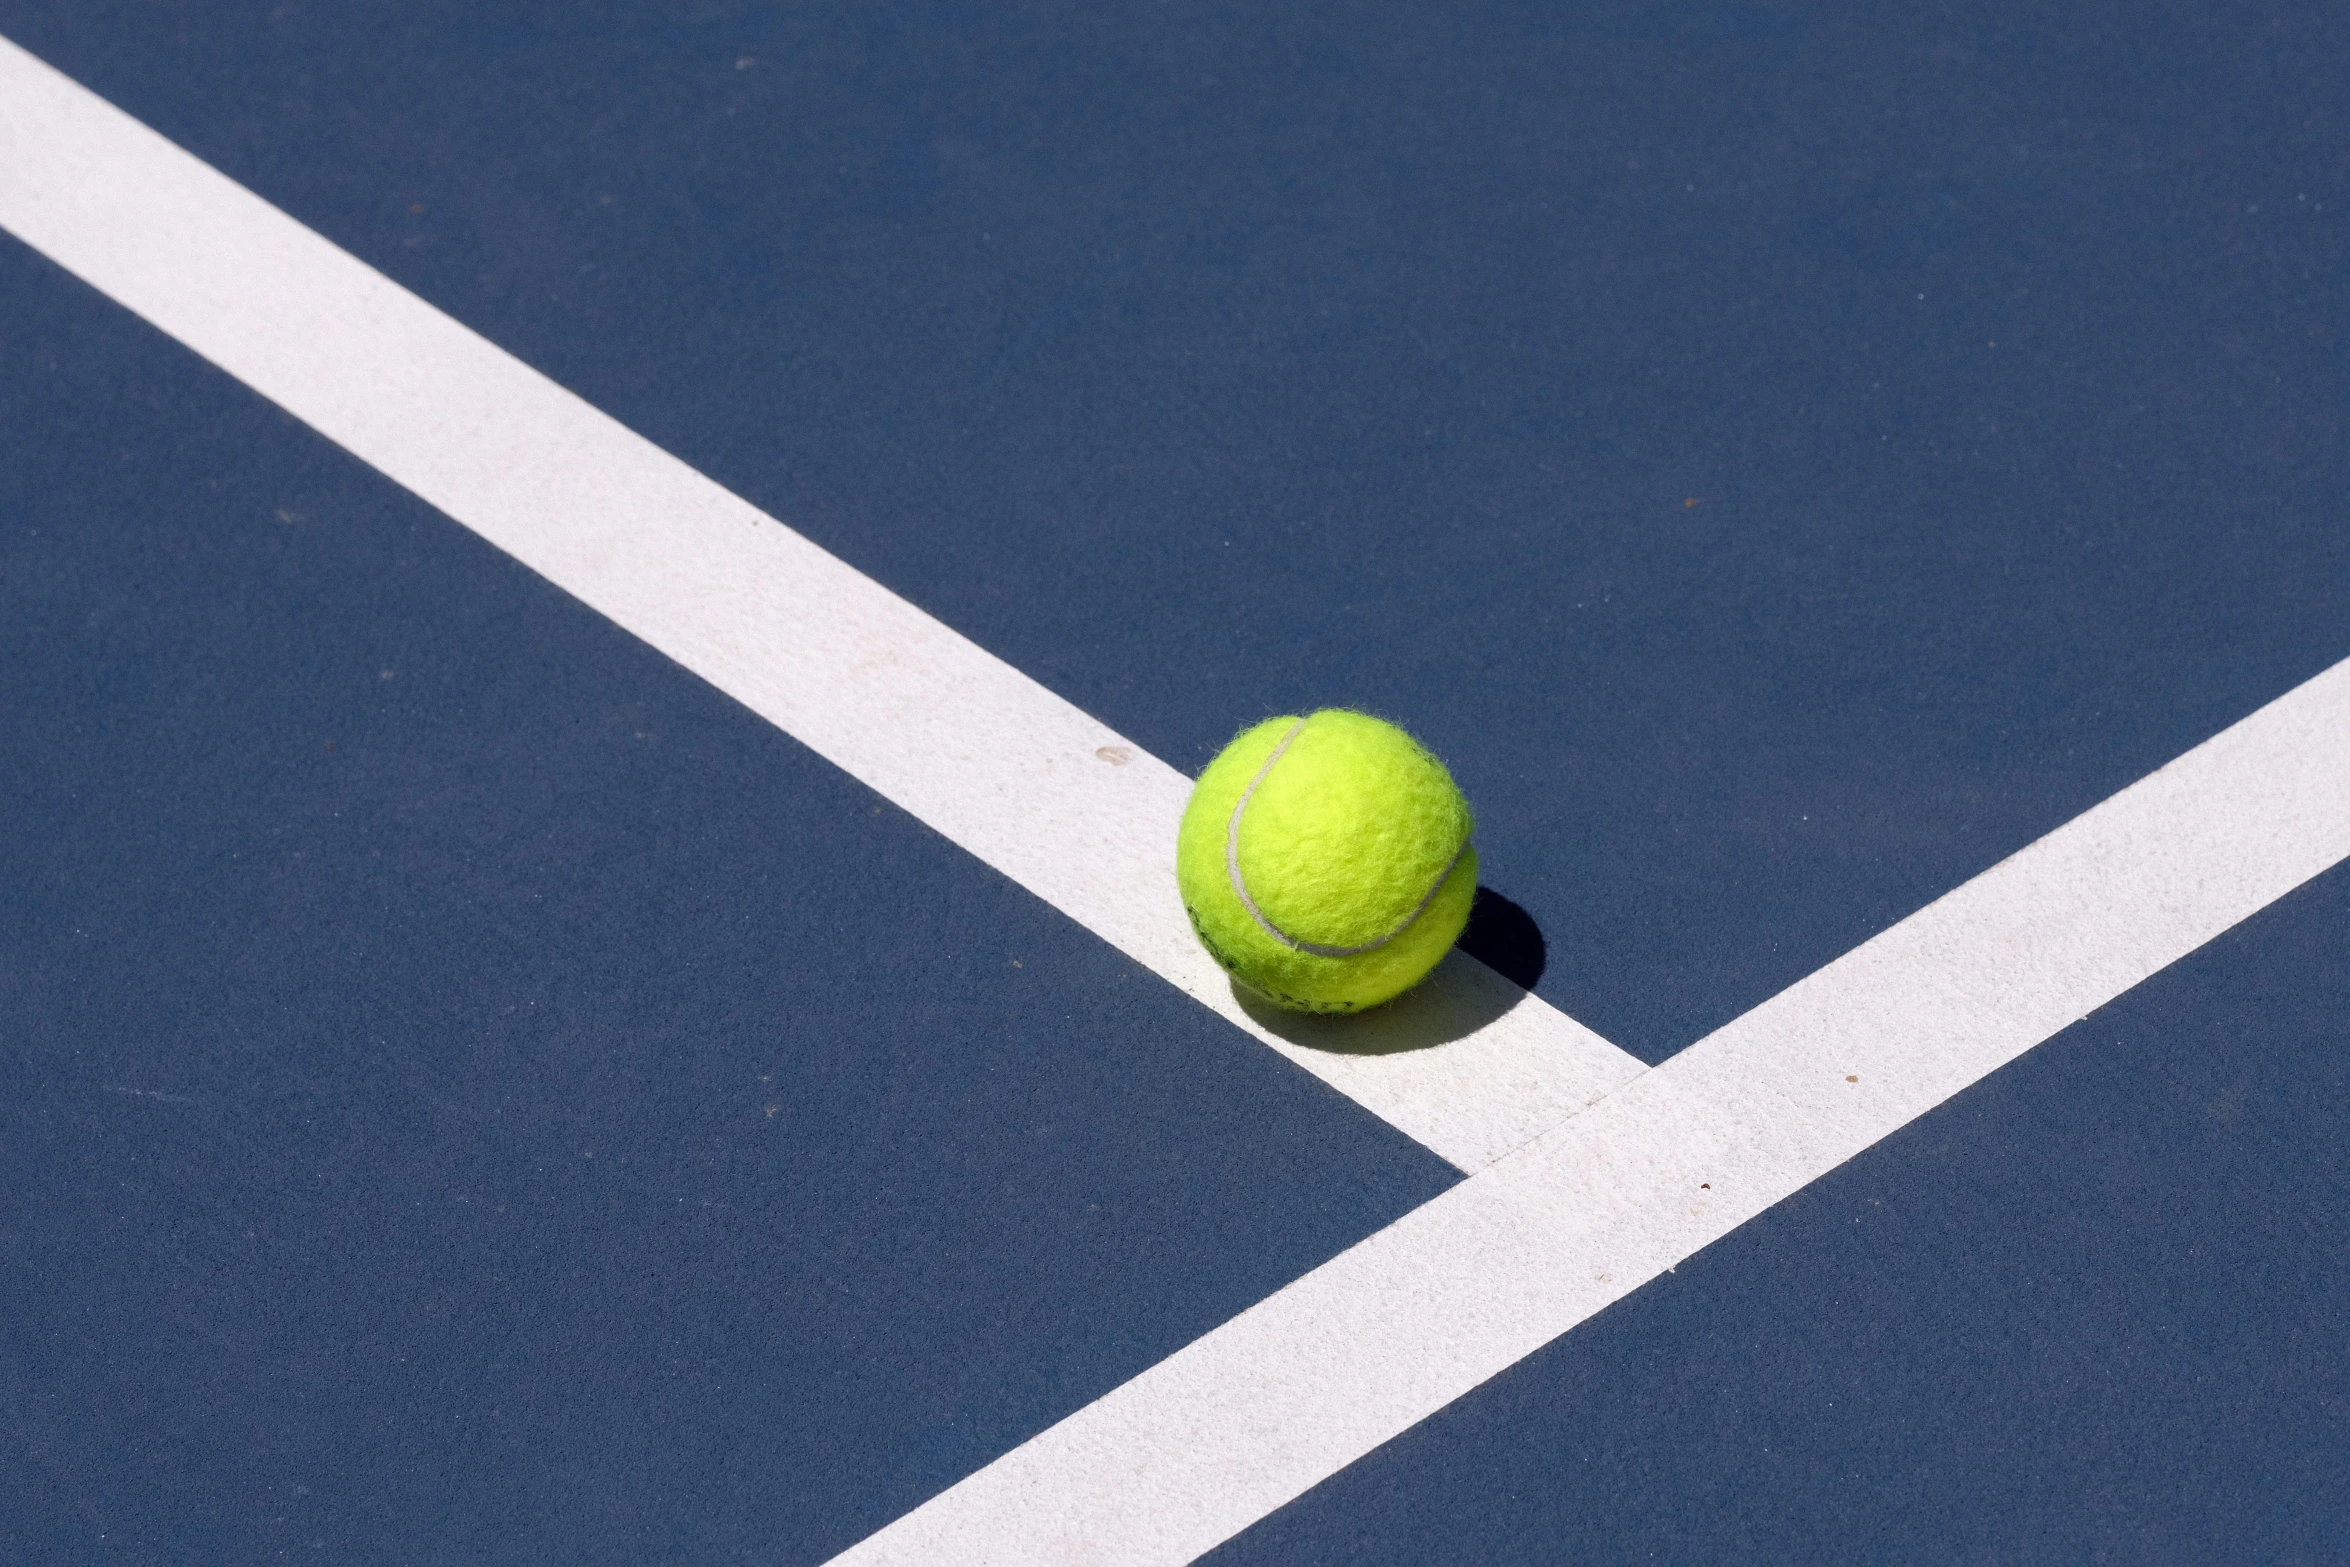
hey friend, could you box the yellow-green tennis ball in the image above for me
[1177,709,1477,1014]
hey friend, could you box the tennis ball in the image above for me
[1177,709,1477,1014]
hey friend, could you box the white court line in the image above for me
[0,34,1643,1174]
[17,39,2345,1560]
[834,661,2350,1564]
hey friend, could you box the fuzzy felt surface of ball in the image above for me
[1177,709,1477,1013]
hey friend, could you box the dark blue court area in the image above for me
[3,2,2346,1561]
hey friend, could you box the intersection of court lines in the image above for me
[8,33,2347,1564]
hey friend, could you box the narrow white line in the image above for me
[0,35,1643,1172]
[830,657,2350,1565]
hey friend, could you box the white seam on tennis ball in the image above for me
[1222,715,1474,961]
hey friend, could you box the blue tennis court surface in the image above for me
[3,4,2345,1561]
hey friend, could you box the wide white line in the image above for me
[832,656,2350,1564]
[0,35,1643,1173]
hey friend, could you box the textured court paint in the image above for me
[0,33,1642,1173]
[833,656,2350,1564]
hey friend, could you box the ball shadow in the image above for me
[1456,886,1547,991]
[1232,887,1551,1057]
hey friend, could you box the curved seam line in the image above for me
[1225,717,1471,958]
